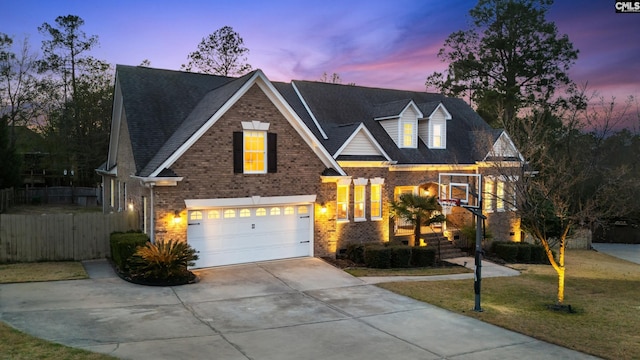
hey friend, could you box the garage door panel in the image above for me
[188,205,312,268]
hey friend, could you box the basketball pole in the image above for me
[465,182,486,312]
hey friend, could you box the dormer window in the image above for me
[400,107,418,148]
[423,103,451,149]
[432,123,443,148]
[402,122,415,147]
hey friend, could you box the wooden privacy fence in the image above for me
[0,212,139,262]
[0,188,14,213]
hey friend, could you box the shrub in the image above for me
[529,245,556,264]
[411,246,436,267]
[516,243,532,263]
[389,246,412,268]
[110,232,149,270]
[364,246,391,268]
[129,239,199,282]
[494,243,519,263]
[345,243,366,264]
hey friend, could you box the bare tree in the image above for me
[181,26,252,76]
[0,34,39,147]
[486,92,637,306]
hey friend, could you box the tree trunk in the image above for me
[556,234,567,305]
[413,215,421,247]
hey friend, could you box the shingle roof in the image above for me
[116,65,238,175]
[116,66,499,177]
[277,81,494,164]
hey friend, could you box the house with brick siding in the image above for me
[98,65,523,268]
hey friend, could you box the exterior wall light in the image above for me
[128,203,134,212]
[320,203,328,214]
[173,210,181,223]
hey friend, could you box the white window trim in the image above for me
[243,130,267,174]
[337,183,350,222]
[429,119,446,149]
[496,177,506,212]
[370,185,382,221]
[483,176,494,213]
[241,120,270,131]
[399,119,417,148]
[353,178,367,222]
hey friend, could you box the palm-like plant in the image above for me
[130,240,199,281]
[390,194,444,246]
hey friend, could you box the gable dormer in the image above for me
[484,131,524,161]
[374,99,423,149]
[418,102,452,149]
[333,123,391,160]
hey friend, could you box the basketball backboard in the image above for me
[438,173,481,209]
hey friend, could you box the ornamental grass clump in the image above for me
[129,240,199,285]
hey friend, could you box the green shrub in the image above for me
[495,243,519,263]
[345,243,366,264]
[411,246,436,267]
[129,239,199,281]
[516,243,532,263]
[389,246,412,268]
[364,246,391,268]
[110,232,149,270]
[489,240,509,255]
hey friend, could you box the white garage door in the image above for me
[187,204,313,268]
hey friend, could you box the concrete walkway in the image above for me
[360,256,520,284]
[0,258,598,360]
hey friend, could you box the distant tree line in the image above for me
[1,16,253,189]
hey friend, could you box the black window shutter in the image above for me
[267,133,277,173]
[233,132,243,173]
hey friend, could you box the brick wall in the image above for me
[152,84,329,247]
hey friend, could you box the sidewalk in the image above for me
[359,256,520,284]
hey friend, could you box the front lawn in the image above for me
[0,262,88,283]
[0,261,115,359]
[379,250,640,360]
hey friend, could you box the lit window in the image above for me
[270,207,281,216]
[354,185,365,220]
[208,210,220,219]
[224,209,236,218]
[433,124,442,148]
[337,184,349,221]
[371,184,382,219]
[256,208,266,216]
[484,178,494,212]
[403,122,414,147]
[284,206,294,215]
[244,131,266,173]
[298,205,308,214]
[190,211,203,220]
[497,180,505,211]
[239,209,251,217]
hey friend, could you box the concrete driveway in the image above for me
[592,243,640,265]
[0,257,598,360]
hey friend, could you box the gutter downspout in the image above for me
[149,182,155,243]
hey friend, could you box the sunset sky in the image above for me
[2,0,639,127]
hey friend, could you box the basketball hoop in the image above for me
[438,198,461,215]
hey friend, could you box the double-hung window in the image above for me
[244,131,266,173]
[483,177,494,212]
[496,180,505,211]
[433,124,442,148]
[353,178,368,221]
[337,184,349,221]
[370,184,382,219]
[403,123,414,147]
[233,121,277,174]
